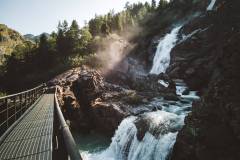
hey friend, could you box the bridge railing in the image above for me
[53,86,82,160]
[0,84,46,137]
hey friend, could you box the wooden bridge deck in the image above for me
[0,94,54,160]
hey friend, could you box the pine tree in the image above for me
[79,27,92,52]
[101,23,110,35]
[116,15,123,32]
[37,34,51,68]
[158,0,168,10]
[56,27,66,55]
[39,34,49,55]
[62,20,69,34]
[151,0,156,10]
[66,20,81,54]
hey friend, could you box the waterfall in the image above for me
[82,112,182,160]
[150,26,182,75]
[81,83,199,160]
[207,0,216,11]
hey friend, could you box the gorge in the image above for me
[0,0,240,160]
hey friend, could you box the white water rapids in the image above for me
[207,0,216,11]
[150,26,182,74]
[81,82,199,160]
[78,24,201,160]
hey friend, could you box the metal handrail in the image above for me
[0,84,45,137]
[0,85,44,100]
[54,86,82,160]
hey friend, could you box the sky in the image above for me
[0,0,152,35]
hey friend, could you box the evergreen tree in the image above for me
[101,23,110,35]
[37,34,51,68]
[151,0,156,9]
[79,27,92,52]
[116,15,123,32]
[56,27,66,55]
[88,15,104,36]
[62,20,69,34]
[158,0,169,10]
[39,34,49,54]
[66,20,81,54]
[144,2,151,12]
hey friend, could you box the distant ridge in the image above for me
[24,32,50,42]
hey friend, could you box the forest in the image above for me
[0,0,169,93]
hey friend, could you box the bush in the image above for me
[0,92,6,97]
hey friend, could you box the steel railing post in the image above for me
[5,99,8,129]
[24,92,27,111]
[20,94,22,115]
[14,96,16,121]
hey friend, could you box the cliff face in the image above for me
[168,0,240,159]
[130,0,240,159]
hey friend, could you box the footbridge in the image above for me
[0,84,82,160]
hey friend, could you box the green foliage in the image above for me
[0,24,25,58]
[0,1,159,92]
[79,27,92,50]
[88,2,151,37]
[101,23,110,36]
[65,20,81,54]
[0,91,6,97]
[151,0,157,9]
[158,0,169,11]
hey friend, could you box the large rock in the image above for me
[52,66,171,135]
[134,111,183,141]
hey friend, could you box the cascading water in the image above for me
[150,26,182,75]
[180,27,209,43]
[75,24,201,160]
[207,0,216,11]
[80,82,199,160]
[77,26,200,159]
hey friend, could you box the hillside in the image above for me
[0,24,25,62]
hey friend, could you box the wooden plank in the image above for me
[0,94,54,160]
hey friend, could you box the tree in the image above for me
[68,20,80,38]
[36,34,52,68]
[124,2,131,10]
[62,20,69,34]
[39,34,49,54]
[158,0,169,10]
[56,28,66,55]
[56,21,70,55]
[144,2,151,12]
[66,20,81,54]
[151,0,156,10]
[79,27,92,52]
[88,15,105,36]
[101,23,110,35]
[115,14,123,32]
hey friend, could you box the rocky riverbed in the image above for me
[48,66,179,136]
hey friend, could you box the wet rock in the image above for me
[91,101,127,134]
[135,111,183,141]
[53,66,169,135]
[182,88,190,95]
[135,118,149,141]
[163,93,180,101]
